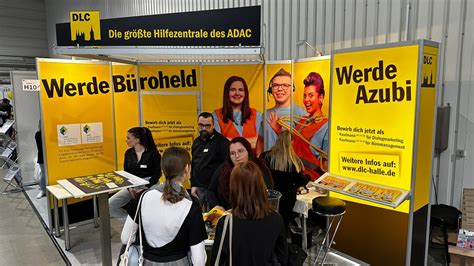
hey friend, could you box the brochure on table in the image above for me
[314,172,410,208]
[57,170,148,198]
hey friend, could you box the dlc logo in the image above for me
[70,11,101,43]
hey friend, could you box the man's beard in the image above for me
[199,130,210,140]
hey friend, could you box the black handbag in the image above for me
[287,243,307,266]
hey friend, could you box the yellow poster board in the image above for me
[112,63,139,169]
[139,64,200,187]
[263,62,292,151]
[292,58,331,180]
[201,64,264,154]
[413,45,438,211]
[330,45,419,212]
[38,60,116,186]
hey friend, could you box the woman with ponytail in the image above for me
[121,147,207,265]
[109,127,162,221]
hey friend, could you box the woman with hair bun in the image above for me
[121,147,207,265]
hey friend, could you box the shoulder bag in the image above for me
[119,192,146,266]
[214,214,233,266]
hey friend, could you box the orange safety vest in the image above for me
[215,108,259,150]
[293,117,328,180]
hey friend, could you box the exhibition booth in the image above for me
[15,6,439,266]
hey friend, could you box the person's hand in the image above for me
[129,188,146,199]
[191,186,199,199]
[214,205,225,211]
[297,186,309,195]
[266,111,283,134]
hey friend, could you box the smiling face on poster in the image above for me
[291,58,332,180]
[263,63,293,151]
[201,64,264,155]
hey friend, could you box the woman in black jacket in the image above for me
[207,137,273,211]
[260,130,309,230]
[211,161,288,265]
[109,127,161,221]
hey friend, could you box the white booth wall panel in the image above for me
[0,0,48,57]
[43,0,474,208]
[10,71,41,185]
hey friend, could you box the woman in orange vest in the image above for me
[213,76,263,156]
[293,72,329,180]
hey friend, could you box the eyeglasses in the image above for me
[198,123,213,129]
[230,148,247,157]
[271,83,291,90]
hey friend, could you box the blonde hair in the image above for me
[267,130,304,172]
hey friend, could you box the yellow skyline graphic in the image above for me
[70,11,101,41]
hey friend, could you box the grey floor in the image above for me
[0,177,64,265]
[23,184,124,265]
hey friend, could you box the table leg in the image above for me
[46,191,53,234]
[302,214,307,251]
[93,195,99,228]
[62,198,70,251]
[53,197,60,237]
[98,193,112,266]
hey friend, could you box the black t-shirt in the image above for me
[211,212,288,265]
[191,131,229,188]
[127,192,207,262]
[124,148,161,187]
[207,160,274,210]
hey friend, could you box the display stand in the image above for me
[327,40,439,265]
[0,120,22,194]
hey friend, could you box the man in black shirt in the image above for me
[191,112,229,210]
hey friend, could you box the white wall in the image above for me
[10,71,41,185]
[43,0,474,208]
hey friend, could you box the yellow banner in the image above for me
[292,58,331,180]
[339,152,400,178]
[38,60,115,185]
[330,45,419,212]
[142,93,198,140]
[202,64,264,112]
[140,64,200,187]
[413,45,438,211]
[201,64,264,154]
[112,64,140,169]
[155,136,194,155]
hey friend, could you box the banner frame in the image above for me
[328,39,439,265]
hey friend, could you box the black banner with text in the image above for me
[56,6,261,47]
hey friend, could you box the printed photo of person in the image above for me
[264,68,306,151]
[213,76,264,156]
[293,72,329,180]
